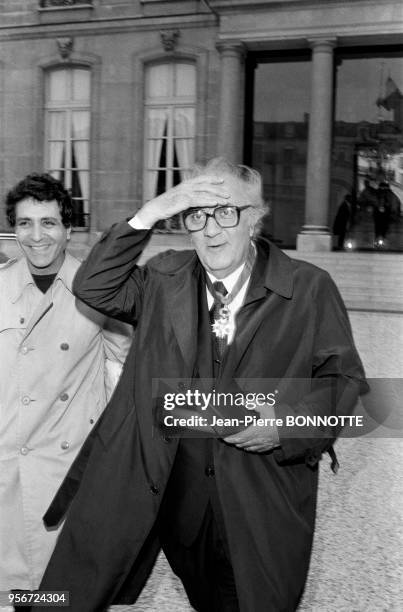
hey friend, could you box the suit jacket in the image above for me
[39,221,367,612]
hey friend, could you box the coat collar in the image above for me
[249,237,294,300]
[8,251,80,303]
[150,237,295,300]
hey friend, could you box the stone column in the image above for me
[297,38,336,251]
[216,41,245,163]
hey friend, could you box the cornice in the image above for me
[217,22,403,51]
[208,0,403,13]
[0,13,217,43]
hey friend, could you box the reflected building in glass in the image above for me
[247,51,403,250]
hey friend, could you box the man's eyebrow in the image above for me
[186,205,228,212]
[16,216,59,222]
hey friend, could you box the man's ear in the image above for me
[249,209,259,236]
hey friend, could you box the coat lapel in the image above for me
[22,293,53,341]
[9,258,54,343]
[225,239,295,374]
[19,253,77,343]
[164,255,201,372]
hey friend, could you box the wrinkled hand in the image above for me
[137,176,230,227]
[223,404,280,453]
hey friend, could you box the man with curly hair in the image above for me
[0,174,130,597]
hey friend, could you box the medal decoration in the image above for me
[208,242,257,341]
[211,302,231,339]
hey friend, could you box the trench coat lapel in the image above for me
[164,255,201,371]
[226,240,294,374]
[22,293,53,341]
[19,253,76,343]
[9,258,54,343]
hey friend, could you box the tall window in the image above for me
[144,62,196,231]
[333,48,403,251]
[44,67,91,229]
[246,52,311,248]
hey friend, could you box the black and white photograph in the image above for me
[0,1,402,611]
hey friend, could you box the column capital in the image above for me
[216,40,246,59]
[307,37,337,52]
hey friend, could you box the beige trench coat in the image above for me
[0,253,131,590]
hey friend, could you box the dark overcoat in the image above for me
[39,222,367,612]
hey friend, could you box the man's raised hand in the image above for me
[136,176,230,227]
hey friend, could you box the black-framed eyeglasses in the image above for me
[183,205,252,232]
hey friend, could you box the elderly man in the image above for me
[38,158,366,612]
[0,174,130,598]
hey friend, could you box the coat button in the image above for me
[60,343,69,351]
[60,441,70,450]
[60,392,69,402]
[20,446,29,455]
[21,396,31,405]
[90,418,95,424]
[20,317,25,324]
[205,466,215,477]
[21,346,29,355]
[150,484,159,495]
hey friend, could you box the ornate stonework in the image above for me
[56,37,74,59]
[160,30,180,52]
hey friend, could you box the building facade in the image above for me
[0,0,402,251]
[1,4,403,609]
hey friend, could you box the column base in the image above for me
[297,232,333,252]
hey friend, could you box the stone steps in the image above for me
[286,250,403,313]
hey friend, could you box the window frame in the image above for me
[44,66,91,230]
[131,46,209,225]
[143,61,197,216]
[37,52,101,232]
